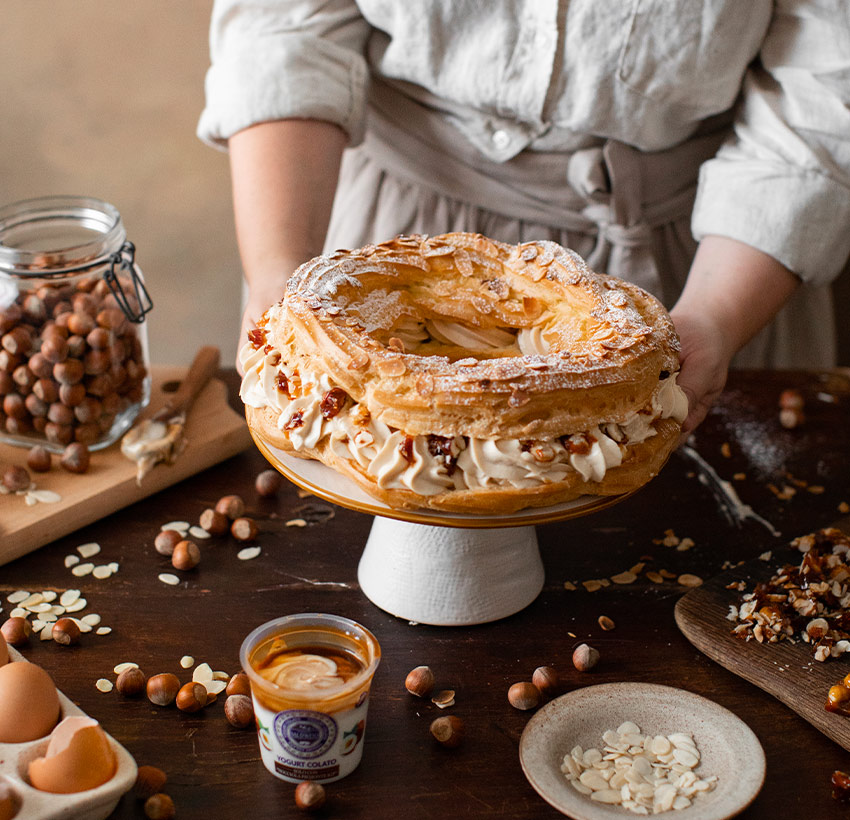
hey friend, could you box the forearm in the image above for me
[228,118,348,300]
[670,235,800,359]
[669,235,800,435]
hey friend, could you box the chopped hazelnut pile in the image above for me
[727,528,850,661]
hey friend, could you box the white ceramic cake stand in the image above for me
[250,432,629,626]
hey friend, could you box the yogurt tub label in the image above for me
[253,697,369,783]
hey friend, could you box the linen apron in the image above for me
[325,80,837,369]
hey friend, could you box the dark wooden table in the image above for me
[3,369,850,819]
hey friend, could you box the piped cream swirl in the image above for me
[240,341,687,496]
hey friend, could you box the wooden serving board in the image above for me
[0,365,252,565]
[675,522,850,752]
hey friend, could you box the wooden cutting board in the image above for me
[675,523,850,751]
[0,365,252,565]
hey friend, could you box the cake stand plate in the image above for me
[251,432,628,626]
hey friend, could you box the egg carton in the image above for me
[1,646,137,820]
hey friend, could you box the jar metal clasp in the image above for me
[104,241,153,323]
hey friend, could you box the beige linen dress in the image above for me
[198,0,850,368]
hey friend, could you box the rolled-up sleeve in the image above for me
[197,0,371,151]
[692,0,850,286]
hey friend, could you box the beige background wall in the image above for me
[0,1,242,367]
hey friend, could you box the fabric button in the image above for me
[491,129,511,150]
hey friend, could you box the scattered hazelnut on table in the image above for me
[405,665,436,698]
[255,469,283,498]
[199,507,229,536]
[60,442,90,474]
[176,681,208,713]
[429,715,464,748]
[133,766,167,801]
[294,781,326,812]
[2,464,31,492]
[215,494,245,519]
[116,667,147,698]
[225,671,251,697]
[224,694,255,728]
[147,673,181,707]
[531,666,559,699]
[52,617,81,646]
[1,616,32,646]
[598,615,616,631]
[779,388,805,429]
[171,540,201,571]
[154,529,183,557]
[144,793,176,820]
[572,643,601,672]
[26,445,52,473]
[508,681,540,711]
[231,517,258,542]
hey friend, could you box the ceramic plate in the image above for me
[519,683,765,820]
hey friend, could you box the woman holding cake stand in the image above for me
[198,1,850,436]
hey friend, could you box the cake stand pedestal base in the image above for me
[357,516,544,626]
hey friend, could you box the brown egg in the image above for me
[29,716,117,794]
[0,631,8,667]
[0,661,61,742]
[0,781,17,820]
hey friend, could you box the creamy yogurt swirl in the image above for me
[240,341,687,496]
[257,653,345,692]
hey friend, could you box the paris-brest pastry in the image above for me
[240,233,688,514]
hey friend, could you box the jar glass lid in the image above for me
[0,195,126,275]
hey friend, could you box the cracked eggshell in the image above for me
[0,662,60,743]
[29,716,117,794]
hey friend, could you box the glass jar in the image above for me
[0,196,153,451]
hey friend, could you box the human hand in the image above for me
[237,282,288,375]
[668,308,735,439]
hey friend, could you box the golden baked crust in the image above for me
[242,233,684,513]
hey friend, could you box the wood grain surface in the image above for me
[1,369,850,820]
[675,537,850,753]
[0,366,252,566]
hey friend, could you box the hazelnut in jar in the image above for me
[0,196,152,451]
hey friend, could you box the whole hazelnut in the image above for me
[154,529,183,557]
[255,469,282,498]
[27,445,52,473]
[779,407,804,429]
[294,781,326,812]
[1,616,33,646]
[116,667,147,698]
[231,517,258,542]
[2,465,31,492]
[60,442,90,474]
[572,643,600,672]
[24,393,48,418]
[52,617,81,646]
[779,388,804,410]
[429,715,464,748]
[224,694,255,728]
[2,393,26,420]
[67,311,96,337]
[198,507,229,536]
[53,358,85,385]
[40,335,68,364]
[215,494,245,519]
[45,422,74,446]
[133,765,167,801]
[146,673,181,706]
[172,540,201,571]
[225,672,251,697]
[531,666,559,699]
[144,793,175,820]
[404,665,436,698]
[176,681,208,712]
[59,382,86,407]
[507,681,540,711]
